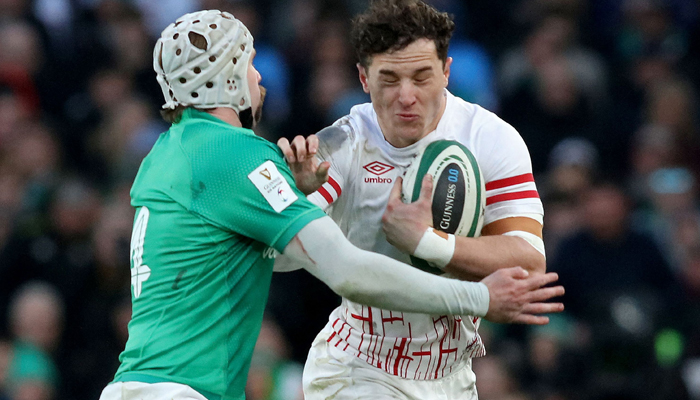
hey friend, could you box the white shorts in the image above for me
[99,382,208,400]
[303,334,478,400]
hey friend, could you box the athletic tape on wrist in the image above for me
[503,230,546,258]
[413,228,455,269]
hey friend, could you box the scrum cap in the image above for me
[154,10,254,115]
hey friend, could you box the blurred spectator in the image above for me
[552,182,680,318]
[0,21,44,76]
[4,283,61,400]
[539,138,598,259]
[0,177,101,344]
[89,96,165,185]
[284,16,358,137]
[8,283,64,355]
[0,339,9,400]
[546,137,599,197]
[633,167,700,270]
[3,121,61,221]
[606,0,695,162]
[0,22,42,118]
[4,341,57,400]
[550,182,683,391]
[499,13,608,106]
[473,354,530,400]
[541,191,581,261]
[615,0,690,68]
[520,314,588,399]
[91,199,133,294]
[246,318,304,400]
[228,2,292,131]
[644,79,700,172]
[0,86,32,145]
[62,69,134,171]
[0,18,72,120]
[628,124,677,198]
[501,56,606,173]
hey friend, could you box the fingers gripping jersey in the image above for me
[308,90,543,380]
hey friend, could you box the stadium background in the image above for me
[0,0,699,399]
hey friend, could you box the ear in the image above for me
[443,57,452,87]
[357,63,370,93]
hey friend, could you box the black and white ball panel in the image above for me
[401,140,485,274]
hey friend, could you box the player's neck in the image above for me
[207,108,243,128]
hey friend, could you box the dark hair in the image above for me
[160,105,257,129]
[160,105,190,124]
[351,0,455,69]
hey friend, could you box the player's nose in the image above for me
[398,82,417,107]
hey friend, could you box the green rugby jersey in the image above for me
[113,109,325,400]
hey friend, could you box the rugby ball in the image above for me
[401,140,485,274]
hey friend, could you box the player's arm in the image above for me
[382,175,545,281]
[384,120,545,280]
[446,217,545,280]
[285,215,563,324]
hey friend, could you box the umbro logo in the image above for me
[363,161,394,183]
[363,161,394,176]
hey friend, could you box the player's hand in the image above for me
[277,135,330,195]
[481,267,564,325]
[382,175,434,254]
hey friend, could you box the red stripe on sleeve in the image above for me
[485,173,534,191]
[486,190,540,206]
[317,187,334,204]
[328,177,342,197]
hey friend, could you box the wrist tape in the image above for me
[413,227,455,269]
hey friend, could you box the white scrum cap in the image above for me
[153,10,254,115]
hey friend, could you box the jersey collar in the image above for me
[179,108,255,135]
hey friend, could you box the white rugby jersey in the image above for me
[308,90,543,380]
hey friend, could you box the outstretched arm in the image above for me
[285,216,563,324]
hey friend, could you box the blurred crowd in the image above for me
[0,0,699,399]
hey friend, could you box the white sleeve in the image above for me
[306,124,353,210]
[282,216,491,317]
[475,116,544,225]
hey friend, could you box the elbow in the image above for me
[512,236,546,274]
[329,275,363,300]
[333,280,356,299]
[527,248,546,274]
[333,279,384,305]
[530,253,546,274]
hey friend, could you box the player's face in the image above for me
[247,50,266,127]
[359,39,451,148]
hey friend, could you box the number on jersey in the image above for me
[130,207,151,298]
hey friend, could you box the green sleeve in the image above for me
[188,132,326,252]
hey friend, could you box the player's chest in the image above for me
[347,151,410,205]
